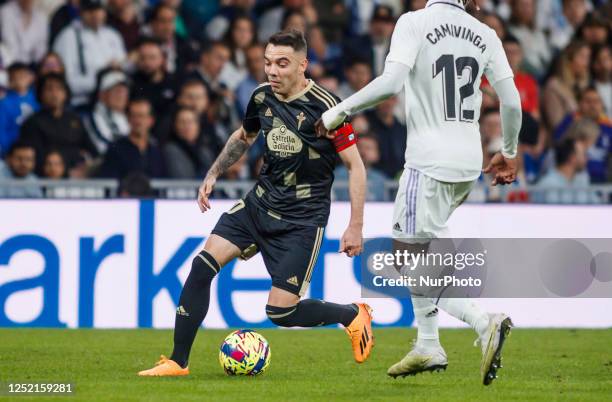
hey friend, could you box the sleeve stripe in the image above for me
[314,84,338,106]
[312,85,338,108]
[310,89,334,109]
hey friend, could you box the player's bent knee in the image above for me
[265,304,298,327]
[191,250,221,280]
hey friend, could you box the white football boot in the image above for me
[479,313,513,385]
[387,342,448,378]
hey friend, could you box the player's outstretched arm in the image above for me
[338,144,366,257]
[319,61,409,133]
[483,78,522,186]
[197,126,259,212]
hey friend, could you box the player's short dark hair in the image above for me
[554,138,577,167]
[267,30,307,54]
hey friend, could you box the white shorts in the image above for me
[392,168,475,241]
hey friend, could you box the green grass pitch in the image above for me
[0,328,611,401]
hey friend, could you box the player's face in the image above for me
[264,44,307,97]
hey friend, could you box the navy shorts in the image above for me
[211,198,324,296]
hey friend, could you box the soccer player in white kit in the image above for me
[318,0,523,385]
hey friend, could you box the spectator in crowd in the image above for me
[191,41,231,103]
[49,0,79,47]
[190,41,238,133]
[106,0,142,52]
[479,107,528,201]
[157,0,189,39]
[334,132,387,201]
[130,37,178,117]
[281,10,309,34]
[119,171,154,197]
[37,52,66,76]
[236,43,266,116]
[554,87,612,183]
[310,0,348,43]
[0,141,42,198]
[337,58,372,100]
[312,0,351,43]
[83,68,130,157]
[0,43,14,91]
[258,0,316,42]
[507,0,552,78]
[365,97,406,178]
[20,73,93,175]
[42,149,67,179]
[344,5,395,77]
[0,63,39,157]
[592,45,612,118]
[480,11,507,40]
[575,12,610,46]
[98,98,166,180]
[219,14,257,91]
[144,3,198,74]
[537,137,599,204]
[306,25,342,80]
[550,0,588,51]
[205,0,256,41]
[0,0,48,65]
[53,0,126,107]
[178,80,221,152]
[543,41,591,131]
[163,107,214,179]
[503,36,540,119]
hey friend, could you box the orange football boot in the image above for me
[138,355,189,377]
[344,303,374,363]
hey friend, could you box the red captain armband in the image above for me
[332,123,357,153]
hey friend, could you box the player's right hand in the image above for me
[315,118,337,140]
[197,175,216,212]
[483,153,518,186]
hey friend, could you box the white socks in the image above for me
[412,297,441,349]
[436,298,490,338]
[412,297,490,350]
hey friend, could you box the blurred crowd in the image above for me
[0,0,610,203]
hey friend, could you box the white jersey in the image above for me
[386,0,513,182]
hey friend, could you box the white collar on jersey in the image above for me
[425,0,466,10]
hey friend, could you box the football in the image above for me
[219,329,271,376]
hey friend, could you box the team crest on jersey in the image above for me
[296,112,306,130]
[267,124,303,157]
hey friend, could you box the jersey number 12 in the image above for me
[432,54,479,122]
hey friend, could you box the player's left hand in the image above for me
[340,225,363,257]
[483,153,518,186]
[315,118,336,140]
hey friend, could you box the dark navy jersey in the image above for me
[242,80,347,227]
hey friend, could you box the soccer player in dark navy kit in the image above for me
[139,30,374,377]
